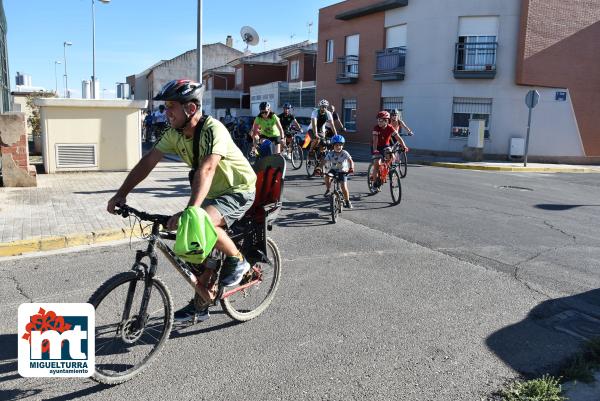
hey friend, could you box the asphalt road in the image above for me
[1,160,599,400]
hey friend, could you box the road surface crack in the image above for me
[543,221,577,244]
[5,271,33,302]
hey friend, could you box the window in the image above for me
[381,97,403,113]
[326,40,334,63]
[456,35,497,71]
[451,97,492,138]
[235,68,242,86]
[456,16,498,71]
[343,99,357,131]
[290,60,300,80]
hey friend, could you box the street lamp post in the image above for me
[92,0,111,99]
[54,61,62,95]
[63,41,72,98]
[197,0,202,82]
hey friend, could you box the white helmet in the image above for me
[318,99,329,107]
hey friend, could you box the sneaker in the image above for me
[220,256,251,287]
[345,200,353,209]
[174,299,210,324]
[324,189,331,197]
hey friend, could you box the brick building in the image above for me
[317,0,600,162]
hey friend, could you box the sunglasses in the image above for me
[260,111,269,115]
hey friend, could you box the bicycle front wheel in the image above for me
[88,272,173,385]
[305,152,317,178]
[330,191,339,223]
[367,164,378,194]
[398,152,408,178]
[221,237,282,322]
[389,169,402,205]
[290,143,303,170]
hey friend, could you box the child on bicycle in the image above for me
[319,134,354,209]
[371,111,405,185]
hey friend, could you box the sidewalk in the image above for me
[0,160,190,257]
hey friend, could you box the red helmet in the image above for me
[377,111,390,120]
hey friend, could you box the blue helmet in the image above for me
[331,134,345,144]
[258,139,273,157]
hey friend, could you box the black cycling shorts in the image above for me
[260,135,282,144]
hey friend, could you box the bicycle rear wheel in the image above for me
[398,152,408,178]
[290,142,303,170]
[389,169,402,205]
[88,272,173,385]
[221,237,281,322]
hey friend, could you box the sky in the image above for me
[6,0,339,98]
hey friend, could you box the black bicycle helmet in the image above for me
[153,79,203,102]
[259,101,271,111]
[283,103,292,109]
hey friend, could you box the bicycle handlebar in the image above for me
[115,204,171,226]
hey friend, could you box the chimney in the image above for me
[226,35,233,47]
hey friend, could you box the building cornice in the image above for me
[335,0,408,20]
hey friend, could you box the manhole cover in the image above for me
[497,185,533,191]
[538,310,600,341]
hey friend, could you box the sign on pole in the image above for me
[524,90,539,166]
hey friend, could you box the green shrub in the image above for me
[501,375,565,401]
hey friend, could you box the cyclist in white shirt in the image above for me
[308,99,337,155]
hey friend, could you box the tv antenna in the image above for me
[307,21,313,40]
[240,26,259,54]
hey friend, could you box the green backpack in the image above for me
[173,206,218,264]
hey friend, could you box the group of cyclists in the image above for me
[109,79,414,324]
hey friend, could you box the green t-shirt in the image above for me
[155,116,256,199]
[253,113,280,138]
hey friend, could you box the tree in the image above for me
[26,91,57,137]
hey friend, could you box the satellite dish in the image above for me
[240,26,259,51]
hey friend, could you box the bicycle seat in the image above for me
[246,155,286,223]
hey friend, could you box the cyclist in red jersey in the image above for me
[371,111,403,183]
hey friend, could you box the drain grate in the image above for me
[497,185,533,191]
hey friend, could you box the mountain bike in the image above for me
[367,143,402,205]
[88,156,286,385]
[327,171,349,223]
[281,128,303,170]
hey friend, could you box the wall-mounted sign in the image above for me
[555,91,567,101]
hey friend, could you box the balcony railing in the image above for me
[373,46,406,81]
[336,55,359,84]
[454,42,498,79]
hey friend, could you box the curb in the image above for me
[423,161,599,173]
[0,227,151,258]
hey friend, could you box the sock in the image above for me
[226,251,243,263]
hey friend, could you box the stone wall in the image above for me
[0,112,36,187]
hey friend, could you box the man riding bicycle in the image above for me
[308,99,337,155]
[277,103,303,149]
[107,79,257,323]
